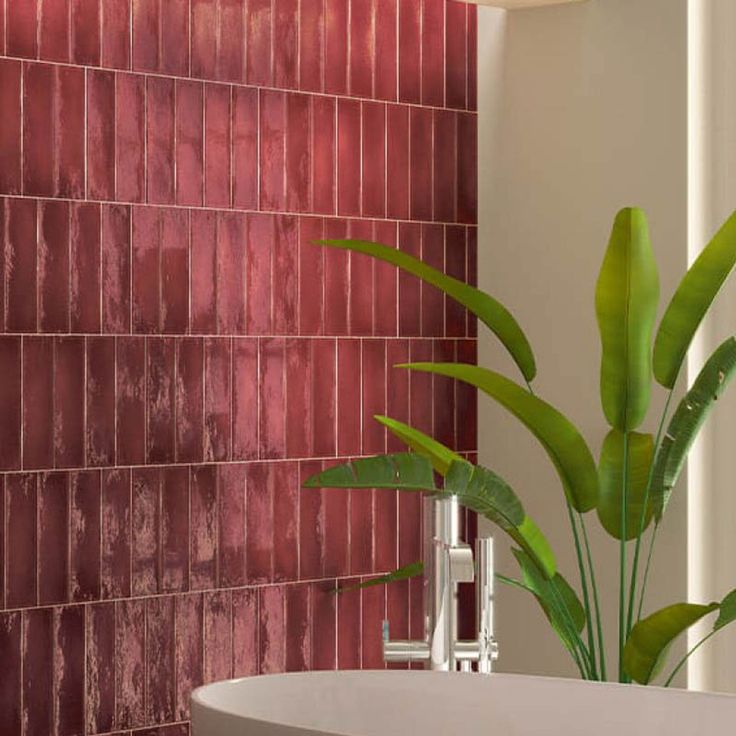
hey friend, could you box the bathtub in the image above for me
[191,669,736,735]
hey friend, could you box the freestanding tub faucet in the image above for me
[383,496,498,673]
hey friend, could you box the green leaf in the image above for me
[397,362,599,512]
[654,211,736,389]
[374,415,462,476]
[596,429,654,540]
[714,589,736,631]
[650,337,736,521]
[595,207,660,431]
[335,562,424,593]
[317,238,537,382]
[623,602,719,684]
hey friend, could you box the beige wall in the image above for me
[477,0,689,680]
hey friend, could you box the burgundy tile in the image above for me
[232,86,259,209]
[286,339,311,458]
[386,578,409,669]
[273,0,298,89]
[54,336,85,468]
[299,217,324,335]
[433,339,456,449]
[246,0,272,86]
[245,463,273,583]
[373,221,398,336]
[22,607,53,736]
[299,0,323,92]
[146,337,176,463]
[175,339,204,463]
[421,0,445,107]
[54,607,89,735]
[337,338,361,455]
[204,84,232,208]
[312,338,337,456]
[147,76,176,204]
[7,0,38,58]
[259,338,286,459]
[191,0,218,79]
[457,112,478,224]
[0,60,22,194]
[146,596,176,724]
[4,189,36,309]
[38,200,69,333]
[116,73,146,202]
[337,585,360,668]
[456,339,477,451]
[311,583,336,670]
[410,107,433,222]
[6,474,38,608]
[399,490,421,567]
[374,0,397,101]
[204,338,231,461]
[23,337,54,469]
[286,93,311,212]
[350,486,373,576]
[409,339,433,435]
[362,339,386,453]
[22,63,54,195]
[386,104,409,221]
[101,468,132,598]
[161,466,190,592]
[0,338,21,470]
[323,481,349,578]
[286,584,311,671]
[361,584,385,669]
[190,210,217,333]
[323,218,348,335]
[175,594,203,720]
[56,66,86,198]
[259,585,286,674]
[116,598,146,729]
[87,336,116,467]
[190,466,217,590]
[218,464,246,587]
[0,2,4,54]
[398,223,421,336]
[260,90,286,212]
[273,215,298,334]
[348,220,373,337]
[312,96,336,215]
[86,72,115,196]
[216,211,247,334]
[421,224,445,336]
[232,338,258,460]
[87,603,116,735]
[132,0,159,70]
[219,0,246,82]
[102,204,132,333]
[232,588,259,676]
[160,0,189,75]
[131,467,161,595]
[161,208,189,334]
[468,226,477,336]
[468,4,477,111]
[324,0,348,95]
[116,337,147,465]
[204,591,233,683]
[273,462,298,581]
[101,0,131,69]
[434,110,458,223]
[409,575,424,661]
[362,102,386,218]
[38,472,69,604]
[70,203,102,333]
[445,0,467,110]
[445,226,467,337]
[71,0,101,64]
[129,207,159,331]
[337,99,361,217]
[386,339,409,452]
[398,0,421,103]
[175,80,204,206]
[70,471,102,602]
[349,0,374,98]
[0,613,22,732]
[299,460,324,580]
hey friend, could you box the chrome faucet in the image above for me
[383,496,498,673]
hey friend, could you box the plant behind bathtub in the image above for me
[303,208,736,685]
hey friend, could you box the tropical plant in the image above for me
[303,207,736,685]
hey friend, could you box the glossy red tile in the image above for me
[398,223,421,336]
[273,462,298,581]
[6,474,38,608]
[101,0,131,68]
[57,65,87,198]
[246,0,273,86]
[101,468,132,598]
[421,224,445,336]
[386,578,409,669]
[218,464,246,586]
[286,93,311,212]
[457,112,478,224]
[189,466,217,590]
[190,210,217,334]
[160,0,189,75]
[232,86,259,209]
[348,219,373,336]
[161,208,189,333]
[70,470,102,601]
[131,467,161,595]
[70,203,102,333]
[299,460,324,580]
[298,217,324,335]
[22,607,53,736]
[245,463,273,583]
[54,337,85,468]
[337,585,360,668]
[312,96,336,215]
[232,588,259,676]
[299,0,323,92]
[147,76,176,204]
[311,583,336,670]
[216,211,247,334]
[398,0,421,103]
[204,338,231,461]
[116,337,147,465]
[434,110,458,223]
[162,466,190,592]
[132,0,159,71]
[42,1,72,63]
[322,218,349,335]
[410,107,433,222]
[373,220,398,336]
[231,337,258,460]
[385,339,409,452]
[433,339,456,449]
[386,104,409,220]
[259,585,286,674]
[22,62,55,196]
[23,337,54,469]
[204,84,232,208]
[374,486,397,573]
[312,339,337,455]
[7,0,38,58]
[274,0,299,89]
[337,99,361,217]
[146,595,176,724]
[219,0,246,82]
[176,338,204,463]
[38,200,69,333]
[286,584,311,671]
[0,60,22,194]
[258,338,286,459]
[445,0,467,110]
[86,336,116,467]
[421,0,445,107]
[362,102,386,218]
[116,73,146,202]
[456,339,477,451]
[409,339,433,435]
[0,338,21,470]
[260,90,286,212]
[362,338,386,453]
[116,598,146,728]
[102,204,132,333]
[445,226,467,337]
[350,486,373,576]
[273,215,298,334]
[323,479,349,578]
[468,4,477,111]
[72,0,101,64]
[399,490,421,568]
[349,0,374,98]
[286,339,312,458]
[86,602,116,734]
[374,0,397,101]
[468,226,477,336]
[38,472,69,604]
[55,607,90,735]
[191,0,218,79]
[324,0,348,95]
[175,594,203,720]
[175,80,204,206]
[146,337,176,463]
[337,338,361,455]
[361,584,385,669]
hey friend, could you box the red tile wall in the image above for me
[0,1,477,734]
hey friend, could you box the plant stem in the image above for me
[580,513,607,681]
[619,431,629,682]
[627,389,675,634]
[664,630,717,687]
[636,524,658,621]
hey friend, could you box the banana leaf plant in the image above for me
[303,207,736,685]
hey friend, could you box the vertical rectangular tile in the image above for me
[337,338,361,455]
[311,583,336,670]
[232,588,259,676]
[259,586,285,674]
[386,104,409,221]
[337,586,360,668]
[361,337,386,453]
[5,197,37,332]
[433,109,457,223]
[23,608,53,736]
[373,220,398,336]
[56,66,86,198]
[299,0,323,92]
[132,0,159,70]
[23,337,54,469]
[421,0,444,107]
[232,338,258,460]
[286,584,311,671]
[146,595,176,724]
[0,60,22,194]
[86,336,116,467]
[190,210,217,334]
[71,0,102,64]
[258,338,286,459]
[273,215,298,335]
[191,0,217,79]
[0,613,22,734]
[161,466,190,592]
[361,585,385,669]
[147,76,176,204]
[0,338,22,470]
[337,98,361,217]
[7,0,39,58]
[298,217,324,335]
[6,474,37,608]
[467,226,477,335]
[176,338,204,463]
[219,0,246,82]
[350,486,373,576]
[374,486,397,574]
[176,80,204,206]
[467,4,477,111]
[38,472,69,604]
[398,223,421,336]
[457,112,478,224]
[349,0,374,98]
[273,0,298,88]
[286,93,311,212]
[23,62,54,195]
[40,0,70,68]
[312,96,335,215]
[232,86,259,210]
[312,339,337,456]
[101,0,131,69]
[246,0,272,86]
[53,604,86,736]
[324,0,347,95]
[216,212,247,334]
[190,466,217,590]
[160,0,189,74]
[101,468,132,599]
[374,0,397,101]
[433,339,456,449]
[348,219,374,337]
[245,463,272,583]
[285,339,311,458]
[38,199,70,333]
[146,337,176,463]
[273,462,298,581]
[386,579,409,669]
[86,602,116,735]
[131,467,161,596]
[456,339,477,451]
[116,73,146,202]
[323,479,349,578]
[204,338,231,462]
[398,0,420,103]
[259,90,286,212]
[204,84,232,208]
[445,226,467,337]
[361,102,386,218]
[218,464,246,587]
[322,218,348,335]
[101,204,132,333]
[410,107,433,222]
[204,590,233,681]
[54,336,85,468]
[116,337,146,465]
[175,594,203,721]
[421,224,444,336]
[299,460,324,580]
[70,203,102,333]
[445,0,467,110]
[115,599,146,729]
[161,208,189,334]
[409,339,433,435]
[385,339,409,452]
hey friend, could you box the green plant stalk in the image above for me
[663,629,717,687]
[627,388,675,633]
[580,513,607,680]
[637,524,659,621]
[619,431,630,682]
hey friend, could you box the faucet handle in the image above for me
[448,543,475,583]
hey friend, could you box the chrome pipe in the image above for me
[475,535,497,674]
